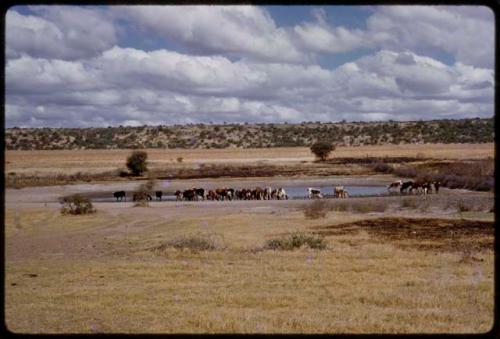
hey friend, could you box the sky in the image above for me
[5,5,495,128]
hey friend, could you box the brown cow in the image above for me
[252,187,264,200]
[206,190,217,201]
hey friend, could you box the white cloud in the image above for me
[111,5,308,63]
[292,10,365,54]
[365,5,494,68]
[5,45,493,127]
[6,6,117,60]
[5,5,494,127]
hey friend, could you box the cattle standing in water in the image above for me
[308,188,323,199]
[252,187,265,200]
[113,191,126,202]
[215,188,231,201]
[193,188,205,201]
[333,186,348,198]
[277,187,288,200]
[387,180,403,193]
[133,192,152,201]
[334,186,349,198]
[400,181,414,194]
[183,189,196,201]
[264,187,272,200]
[433,181,441,194]
[227,188,235,200]
[207,190,217,201]
[422,182,432,195]
[244,188,252,200]
[174,190,183,201]
[410,182,424,195]
[155,191,163,201]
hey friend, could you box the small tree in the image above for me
[126,150,148,176]
[310,141,335,161]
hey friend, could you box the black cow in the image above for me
[155,191,163,201]
[239,188,252,200]
[433,181,441,194]
[183,189,196,201]
[194,188,205,200]
[113,191,126,202]
[400,181,414,194]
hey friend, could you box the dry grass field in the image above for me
[5,191,495,334]
[5,143,494,175]
[4,143,495,334]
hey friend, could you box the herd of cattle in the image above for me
[387,179,440,195]
[111,179,440,202]
[113,187,289,202]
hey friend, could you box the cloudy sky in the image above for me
[5,5,495,127]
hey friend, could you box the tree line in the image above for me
[5,117,494,150]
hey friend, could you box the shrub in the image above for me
[265,232,326,250]
[126,150,148,176]
[60,194,96,215]
[371,161,393,173]
[177,157,183,163]
[310,141,335,161]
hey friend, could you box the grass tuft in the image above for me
[264,232,326,250]
[303,200,329,219]
[153,232,225,253]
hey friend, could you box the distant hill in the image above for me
[5,118,494,150]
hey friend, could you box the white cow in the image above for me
[277,187,288,200]
[387,179,403,193]
[264,186,272,200]
[307,187,323,199]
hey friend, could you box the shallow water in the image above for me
[88,184,388,202]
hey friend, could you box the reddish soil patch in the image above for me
[312,217,494,252]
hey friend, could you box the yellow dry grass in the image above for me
[4,203,494,334]
[5,143,494,175]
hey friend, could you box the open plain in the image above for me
[4,144,495,334]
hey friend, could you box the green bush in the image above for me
[60,194,96,215]
[265,232,326,250]
[310,141,335,161]
[126,150,148,176]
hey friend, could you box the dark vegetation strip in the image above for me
[312,217,494,253]
[5,163,362,189]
